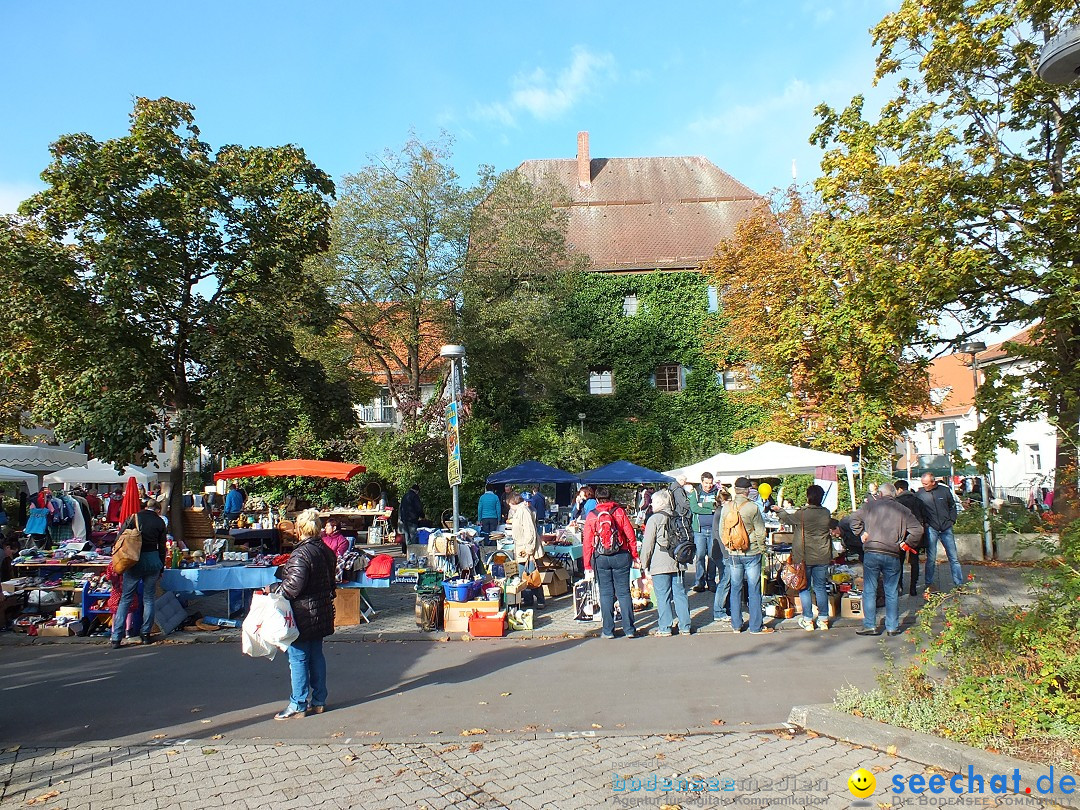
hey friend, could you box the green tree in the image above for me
[320,135,480,426]
[811,2,1080,517]
[701,188,930,460]
[9,97,354,538]
[463,170,587,430]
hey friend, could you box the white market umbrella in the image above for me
[0,466,38,490]
[0,443,87,472]
[44,459,158,486]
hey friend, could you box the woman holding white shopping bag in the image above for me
[274,508,337,720]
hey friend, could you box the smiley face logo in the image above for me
[847,768,876,798]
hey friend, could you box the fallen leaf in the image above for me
[429,731,443,735]
[852,709,864,718]
[461,728,487,737]
[199,719,212,724]
[330,732,344,738]
[615,723,626,729]
[521,724,539,732]
[151,734,166,740]
[662,734,684,742]
[372,743,387,750]
[469,743,483,753]
[202,748,217,755]
[394,768,406,776]
[478,701,488,705]
[872,765,887,773]
[711,719,725,726]
[343,754,357,763]
[439,745,460,753]
[25,790,60,805]
[211,735,224,740]
[165,750,179,756]
[806,730,820,738]
[886,744,898,757]
[591,723,602,729]
[739,721,752,726]
[659,804,682,810]
[656,753,666,760]
[777,732,794,740]
[190,708,202,713]
[500,692,511,697]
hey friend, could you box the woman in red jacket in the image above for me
[582,487,640,639]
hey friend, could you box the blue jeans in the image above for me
[651,572,691,633]
[111,569,158,641]
[712,548,731,619]
[863,553,902,632]
[924,526,963,588]
[594,551,635,637]
[728,553,763,632]
[694,527,717,588]
[799,564,829,621]
[287,638,328,711]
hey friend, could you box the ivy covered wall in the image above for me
[560,271,762,470]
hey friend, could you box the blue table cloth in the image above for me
[160,565,279,593]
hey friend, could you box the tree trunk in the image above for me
[168,428,187,547]
[1053,402,1079,523]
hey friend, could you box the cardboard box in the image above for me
[840,594,864,619]
[335,587,362,627]
[443,599,500,634]
[540,568,570,598]
[39,622,81,637]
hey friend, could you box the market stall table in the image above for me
[160,564,279,618]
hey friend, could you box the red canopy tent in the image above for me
[213,460,366,482]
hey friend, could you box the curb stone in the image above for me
[789,703,1077,808]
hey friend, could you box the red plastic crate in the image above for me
[467,611,506,637]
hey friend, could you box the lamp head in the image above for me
[439,344,467,359]
[958,340,986,355]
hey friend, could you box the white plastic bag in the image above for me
[242,592,299,660]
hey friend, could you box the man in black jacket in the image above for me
[915,473,962,590]
[895,480,928,596]
[398,483,423,555]
[848,484,924,636]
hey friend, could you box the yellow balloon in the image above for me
[758,483,772,500]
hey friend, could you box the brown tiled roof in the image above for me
[918,327,1036,419]
[515,155,762,271]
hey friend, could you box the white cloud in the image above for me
[0,182,41,215]
[687,79,824,139]
[472,46,616,126]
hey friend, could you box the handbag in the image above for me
[780,523,808,592]
[112,515,142,574]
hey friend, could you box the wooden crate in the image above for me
[334,587,363,627]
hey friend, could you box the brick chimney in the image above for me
[577,131,591,188]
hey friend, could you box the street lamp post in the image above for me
[577,412,585,436]
[440,344,466,532]
[960,340,993,559]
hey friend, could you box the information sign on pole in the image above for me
[445,401,462,488]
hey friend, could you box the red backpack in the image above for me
[593,505,623,556]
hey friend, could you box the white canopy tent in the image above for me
[0,443,88,488]
[663,452,743,484]
[0,466,39,491]
[44,459,158,487]
[706,442,857,509]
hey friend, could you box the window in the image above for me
[719,370,743,391]
[707,286,719,313]
[1026,444,1042,472]
[622,295,639,317]
[589,369,614,395]
[653,363,683,392]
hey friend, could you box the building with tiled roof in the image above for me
[516,132,762,273]
[897,326,1054,503]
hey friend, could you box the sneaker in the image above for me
[731,624,744,634]
[713,615,730,623]
[749,626,775,635]
[652,629,673,637]
[274,706,306,720]
[140,634,153,645]
[798,618,814,632]
[600,633,615,640]
[692,585,706,593]
[817,618,830,631]
[308,705,326,714]
[110,638,122,649]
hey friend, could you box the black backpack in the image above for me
[658,515,696,565]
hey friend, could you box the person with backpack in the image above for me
[640,488,693,636]
[716,477,773,634]
[583,486,640,639]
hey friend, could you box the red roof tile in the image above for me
[516,153,762,271]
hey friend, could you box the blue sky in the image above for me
[0,0,897,214]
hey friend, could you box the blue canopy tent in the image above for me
[579,460,674,485]
[485,460,579,485]
[486,460,579,508]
